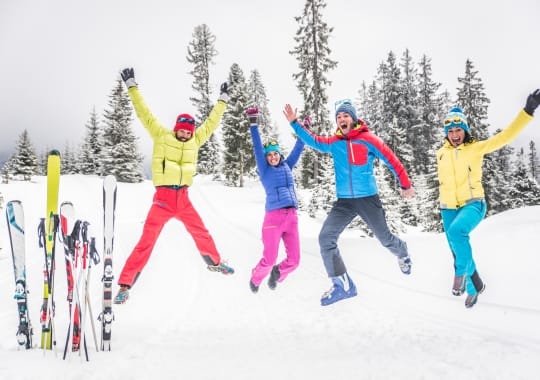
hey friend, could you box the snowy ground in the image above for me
[0,175,539,380]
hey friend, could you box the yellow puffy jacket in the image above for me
[437,109,533,209]
[128,87,227,187]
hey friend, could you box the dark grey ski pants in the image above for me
[318,195,408,277]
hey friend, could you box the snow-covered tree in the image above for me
[247,69,277,143]
[61,141,78,174]
[101,78,144,183]
[8,130,38,181]
[79,107,103,175]
[221,63,253,187]
[187,24,221,176]
[290,0,337,187]
[508,148,540,208]
[528,140,540,182]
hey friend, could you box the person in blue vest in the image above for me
[283,100,415,306]
[246,106,305,293]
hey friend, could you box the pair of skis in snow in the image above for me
[5,150,118,354]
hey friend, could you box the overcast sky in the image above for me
[1,0,539,159]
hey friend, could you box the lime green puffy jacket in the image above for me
[128,87,227,187]
[437,109,532,209]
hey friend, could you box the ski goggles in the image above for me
[334,98,353,111]
[263,140,279,148]
[177,117,195,125]
[443,116,466,127]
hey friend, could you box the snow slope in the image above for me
[0,175,539,380]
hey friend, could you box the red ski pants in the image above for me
[118,186,221,287]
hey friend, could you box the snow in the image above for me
[0,175,539,380]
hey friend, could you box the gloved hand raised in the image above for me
[120,67,137,89]
[219,82,230,103]
[245,106,260,125]
[524,89,540,116]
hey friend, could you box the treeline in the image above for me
[2,0,540,233]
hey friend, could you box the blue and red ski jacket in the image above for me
[289,119,411,198]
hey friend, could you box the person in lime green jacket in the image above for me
[114,67,234,304]
[437,89,540,308]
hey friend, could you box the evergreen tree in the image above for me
[486,131,515,215]
[416,54,445,174]
[290,0,337,187]
[221,63,253,187]
[247,69,277,143]
[508,148,540,208]
[528,140,540,182]
[398,49,421,174]
[376,52,401,143]
[61,141,78,174]
[79,107,103,175]
[416,54,447,231]
[455,59,495,213]
[456,59,490,139]
[187,24,221,176]
[9,130,38,181]
[101,78,144,183]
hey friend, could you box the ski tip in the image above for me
[104,174,117,184]
[49,149,61,156]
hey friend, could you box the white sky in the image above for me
[0,175,539,378]
[1,0,539,157]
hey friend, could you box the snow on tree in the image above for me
[61,141,78,174]
[221,63,253,187]
[101,78,144,183]
[508,147,540,208]
[8,129,38,181]
[187,24,221,176]
[290,0,337,188]
[247,69,278,144]
[78,107,103,175]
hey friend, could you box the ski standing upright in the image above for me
[38,149,61,351]
[100,174,117,351]
[6,200,33,349]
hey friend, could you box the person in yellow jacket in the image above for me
[114,67,234,304]
[437,89,540,308]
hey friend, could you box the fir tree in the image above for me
[221,63,253,187]
[455,59,495,213]
[290,0,337,187]
[528,140,540,182]
[416,54,445,175]
[79,107,103,175]
[61,141,78,174]
[187,24,221,176]
[101,78,144,183]
[9,130,38,181]
[508,148,540,208]
[486,131,515,215]
[247,69,277,143]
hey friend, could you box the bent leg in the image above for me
[277,209,301,282]
[251,210,282,286]
[319,199,357,277]
[176,188,221,266]
[117,199,171,287]
[356,195,408,258]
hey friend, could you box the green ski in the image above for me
[38,150,61,350]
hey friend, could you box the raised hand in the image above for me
[120,67,137,89]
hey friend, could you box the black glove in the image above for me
[120,67,137,89]
[524,89,540,116]
[218,82,230,103]
[245,107,259,124]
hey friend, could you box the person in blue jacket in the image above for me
[246,106,305,293]
[283,101,415,306]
